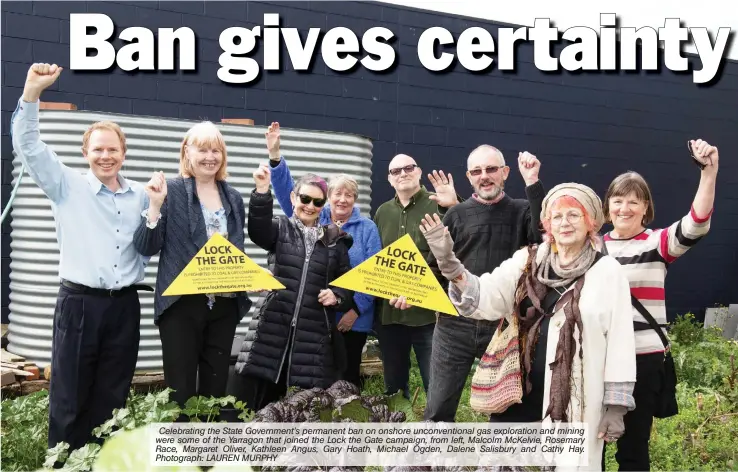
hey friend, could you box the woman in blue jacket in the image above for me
[265,122,381,389]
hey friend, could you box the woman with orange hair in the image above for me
[392,183,637,471]
[134,121,252,414]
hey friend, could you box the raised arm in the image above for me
[11,63,70,203]
[427,170,463,214]
[133,172,168,256]
[248,164,280,252]
[401,213,527,321]
[425,209,457,292]
[691,139,718,219]
[352,221,383,317]
[518,152,545,244]
[658,139,718,263]
[449,247,528,321]
[265,122,296,217]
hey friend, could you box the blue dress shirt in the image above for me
[11,98,149,290]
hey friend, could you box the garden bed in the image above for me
[2,314,736,471]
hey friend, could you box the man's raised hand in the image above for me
[23,63,63,103]
[518,152,540,186]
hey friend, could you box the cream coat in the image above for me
[458,245,637,471]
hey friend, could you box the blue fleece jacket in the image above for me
[269,157,381,333]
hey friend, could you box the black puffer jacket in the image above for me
[235,189,354,389]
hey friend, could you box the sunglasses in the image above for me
[468,166,502,177]
[298,194,326,207]
[389,164,418,176]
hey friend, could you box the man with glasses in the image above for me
[372,154,460,399]
[423,144,546,422]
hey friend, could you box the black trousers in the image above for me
[341,330,368,390]
[603,352,665,471]
[375,322,435,399]
[158,295,239,413]
[48,285,141,451]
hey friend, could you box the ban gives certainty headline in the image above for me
[69,13,732,85]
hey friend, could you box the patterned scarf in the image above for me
[292,215,323,257]
[515,241,596,422]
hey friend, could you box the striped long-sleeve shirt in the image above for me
[603,206,712,355]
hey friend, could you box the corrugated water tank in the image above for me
[7,109,374,371]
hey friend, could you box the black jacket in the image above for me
[133,176,253,324]
[235,189,354,389]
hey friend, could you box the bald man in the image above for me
[372,154,460,399]
[423,145,546,422]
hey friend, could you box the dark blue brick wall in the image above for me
[2,1,737,325]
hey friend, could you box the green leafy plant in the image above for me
[92,388,181,440]
[182,394,238,423]
[605,313,738,471]
[1,390,51,471]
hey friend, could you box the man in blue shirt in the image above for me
[11,63,152,454]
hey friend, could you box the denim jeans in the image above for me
[375,322,435,399]
[424,313,497,422]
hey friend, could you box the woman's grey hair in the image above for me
[328,174,359,199]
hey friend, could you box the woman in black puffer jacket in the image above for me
[234,164,355,412]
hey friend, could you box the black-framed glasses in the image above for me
[468,166,502,177]
[298,194,326,207]
[389,164,418,176]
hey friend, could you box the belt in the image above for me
[61,279,154,297]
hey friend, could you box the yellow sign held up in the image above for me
[163,233,285,296]
[329,234,458,316]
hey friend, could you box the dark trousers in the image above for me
[424,313,496,422]
[341,330,368,390]
[233,364,289,414]
[375,322,434,399]
[158,295,239,413]
[48,285,140,451]
[603,352,665,471]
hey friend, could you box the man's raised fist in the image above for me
[23,63,63,102]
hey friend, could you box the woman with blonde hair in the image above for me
[134,121,252,414]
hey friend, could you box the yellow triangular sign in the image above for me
[329,234,458,316]
[163,233,285,296]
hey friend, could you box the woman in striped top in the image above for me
[601,139,719,471]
